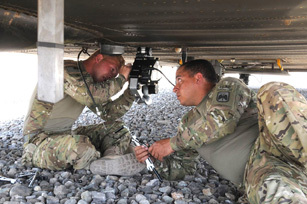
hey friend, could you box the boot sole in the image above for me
[90,153,145,176]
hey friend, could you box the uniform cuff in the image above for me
[170,136,182,151]
[124,88,135,101]
[118,74,127,83]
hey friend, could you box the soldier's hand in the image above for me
[149,138,175,161]
[119,63,132,81]
[134,145,150,163]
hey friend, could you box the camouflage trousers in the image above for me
[244,82,307,203]
[22,120,131,170]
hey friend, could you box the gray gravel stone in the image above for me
[225,192,236,200]
[146,179,159,187]
[181,187,191,194]
[148,194,159,200]
[106,175,119,181]
[177,181,188,188]
[106,192,116,200]
[77,200,87,204]
[103,186,116,194]
[81,191,92,202]
[175,200,188,204]
[120,188,129,197]
[10,185,32,197]
[163,195,174,203]
[64,180,74,188]
[209,198,219,204]
[117,198,128,204]
[139,200,150,204]
[54,185,68,199]
[135,194,147,202]
[64,198,77,204]
[7,167,17,177]
[0,185,11,197]
[0,160,6,169]
[92,191,106,202]
[140,186,153,194]
[46,196,60,204]
[34,186,41,191]
[159,186,172,194]
[117,184,126,192]
[91,175,104,185]
[49,178,57,184]
[61,172,71,179]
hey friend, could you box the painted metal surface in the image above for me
[0,0,307,70]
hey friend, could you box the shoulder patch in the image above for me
[217,92,230,102]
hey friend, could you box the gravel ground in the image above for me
[0,88,306,204]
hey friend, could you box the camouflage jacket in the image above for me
[63,60,134,120]
[23,60,134,138]
[170,77,257,151]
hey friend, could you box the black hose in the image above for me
[77,48,101,115]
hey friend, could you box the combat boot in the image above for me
[89,147,145,176]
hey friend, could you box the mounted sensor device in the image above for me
[129,47,161,105]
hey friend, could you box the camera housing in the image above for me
[129,47,160,104]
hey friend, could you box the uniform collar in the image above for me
[195,86,216,114]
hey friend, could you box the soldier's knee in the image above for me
[257,82,295,101]
[31,135,100,170]
[250,174,307,204]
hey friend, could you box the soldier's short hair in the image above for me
[181,59,218,84]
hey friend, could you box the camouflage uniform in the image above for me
[244,82,307,203]
[156,78,307,203]
[155,77,258,181]
[22,60,134,170]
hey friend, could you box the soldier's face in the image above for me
[92,57,120,82]
[173,66,199,106]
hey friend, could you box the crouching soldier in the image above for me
[22,50,145,176]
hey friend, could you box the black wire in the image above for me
[77,48,99,111]
[152,68,175,87]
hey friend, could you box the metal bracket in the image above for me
[37,41,64,49]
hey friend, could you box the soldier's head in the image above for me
[85,50,124,82]
[173,59,218,106]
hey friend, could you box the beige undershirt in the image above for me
[197,114,259,186]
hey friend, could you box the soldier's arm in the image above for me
[154,149,199,181]
[135,142,199,181]
[88,88,135,121]
[170,79,252,151]
[170,107,239,151]
[64,71,126,107]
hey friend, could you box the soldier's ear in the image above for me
[194,73,203,83]
[95,54,104,63]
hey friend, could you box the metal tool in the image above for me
[131,135,163,182]
[0,170,39,187]
[0,176,17,184]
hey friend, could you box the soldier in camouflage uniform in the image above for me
[135,59,307,203]
[23,50,145,176]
